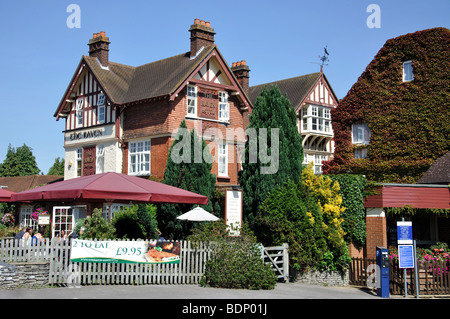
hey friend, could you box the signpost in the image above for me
[397,220,419,298]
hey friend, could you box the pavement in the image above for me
[0,282,379,299]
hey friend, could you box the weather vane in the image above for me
[318,45,330,70]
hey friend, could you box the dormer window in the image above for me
[403,60,414,82]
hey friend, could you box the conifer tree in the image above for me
[0,144,40,177]
[239,85,303,225]
[157,121,217,239]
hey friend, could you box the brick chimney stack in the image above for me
[88,31,110,67]
[189,19,215,57]
[231,60,250,96]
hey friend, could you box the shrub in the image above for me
[256,179,327,272]
[189,223,277,290]
[79,208,116,239]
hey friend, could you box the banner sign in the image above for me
[70,239,180,264]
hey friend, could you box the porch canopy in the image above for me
[10,172,208,205]
[364,183,450,209]
[0,188,15,202]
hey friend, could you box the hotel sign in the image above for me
[64,124,115,145]
[69,129,103,141]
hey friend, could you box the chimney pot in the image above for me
[88,31,110,67]
[189,19,215,57]
[241,60,246,66]
[232,62,237,68]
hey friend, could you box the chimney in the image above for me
[189,19,215,57]
[231,60,250,95]
[88,31,110,67]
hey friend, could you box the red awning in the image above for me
[11,172,208,205]
[0,188,15,202]
[364,184,450,209]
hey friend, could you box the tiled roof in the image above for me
[0,175,63,193]
[417,152,450,184]
[248,72,321,107]
[83,45,215,105]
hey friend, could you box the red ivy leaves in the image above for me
[325,28,450,183]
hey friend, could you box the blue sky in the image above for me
[0,0,448,174]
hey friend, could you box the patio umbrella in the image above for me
[0,188,15,202]
[10,172,208,205]
[176,206,219,222]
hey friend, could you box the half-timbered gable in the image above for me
[249,71,339,174]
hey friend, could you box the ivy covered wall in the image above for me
[324,28,450,183]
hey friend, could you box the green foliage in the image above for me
[79,209,116,239]
[325,28,450,183]
[112,204,159,239]
[158,120,218,239]
[191,223,277,290]
[327,174,367,246]
[256,179,327,272]
[239,85,303,225]
[48,157,65,176]
[0,144,41,177]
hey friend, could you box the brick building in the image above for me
[54,20,252,189]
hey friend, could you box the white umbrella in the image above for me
[176,206,219,222]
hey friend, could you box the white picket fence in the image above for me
[0,238,288,286]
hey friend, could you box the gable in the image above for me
[192,56,232,86]
[302,74,338,110]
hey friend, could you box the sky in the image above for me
[0,0,448,174]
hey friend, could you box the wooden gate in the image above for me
[261,243,289,282]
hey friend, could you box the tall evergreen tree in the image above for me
[48,157,65,175]
[157,121,217,239]
[0,144,41,177]
[239,85,303,225]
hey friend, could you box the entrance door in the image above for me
[52,206,73,238]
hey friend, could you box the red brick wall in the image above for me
[121,85,248,186]
[365,216,387,259]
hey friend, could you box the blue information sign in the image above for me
[397,221,413,245]
[398,245,415,268]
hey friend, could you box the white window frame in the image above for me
[19,206,37,229]
[96,145,105,174]
[218,142,228,177]
[403,60,414,82]
[52,206,74,238]
[187,85,198,116]
[302,105,332,134]
[97,93,106,124]
[219,91,229,121]
[351,123,371,145]
[314,154,327,174]
[75,97,84,128]
[128,140,151,176]
[102,203,132,221]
